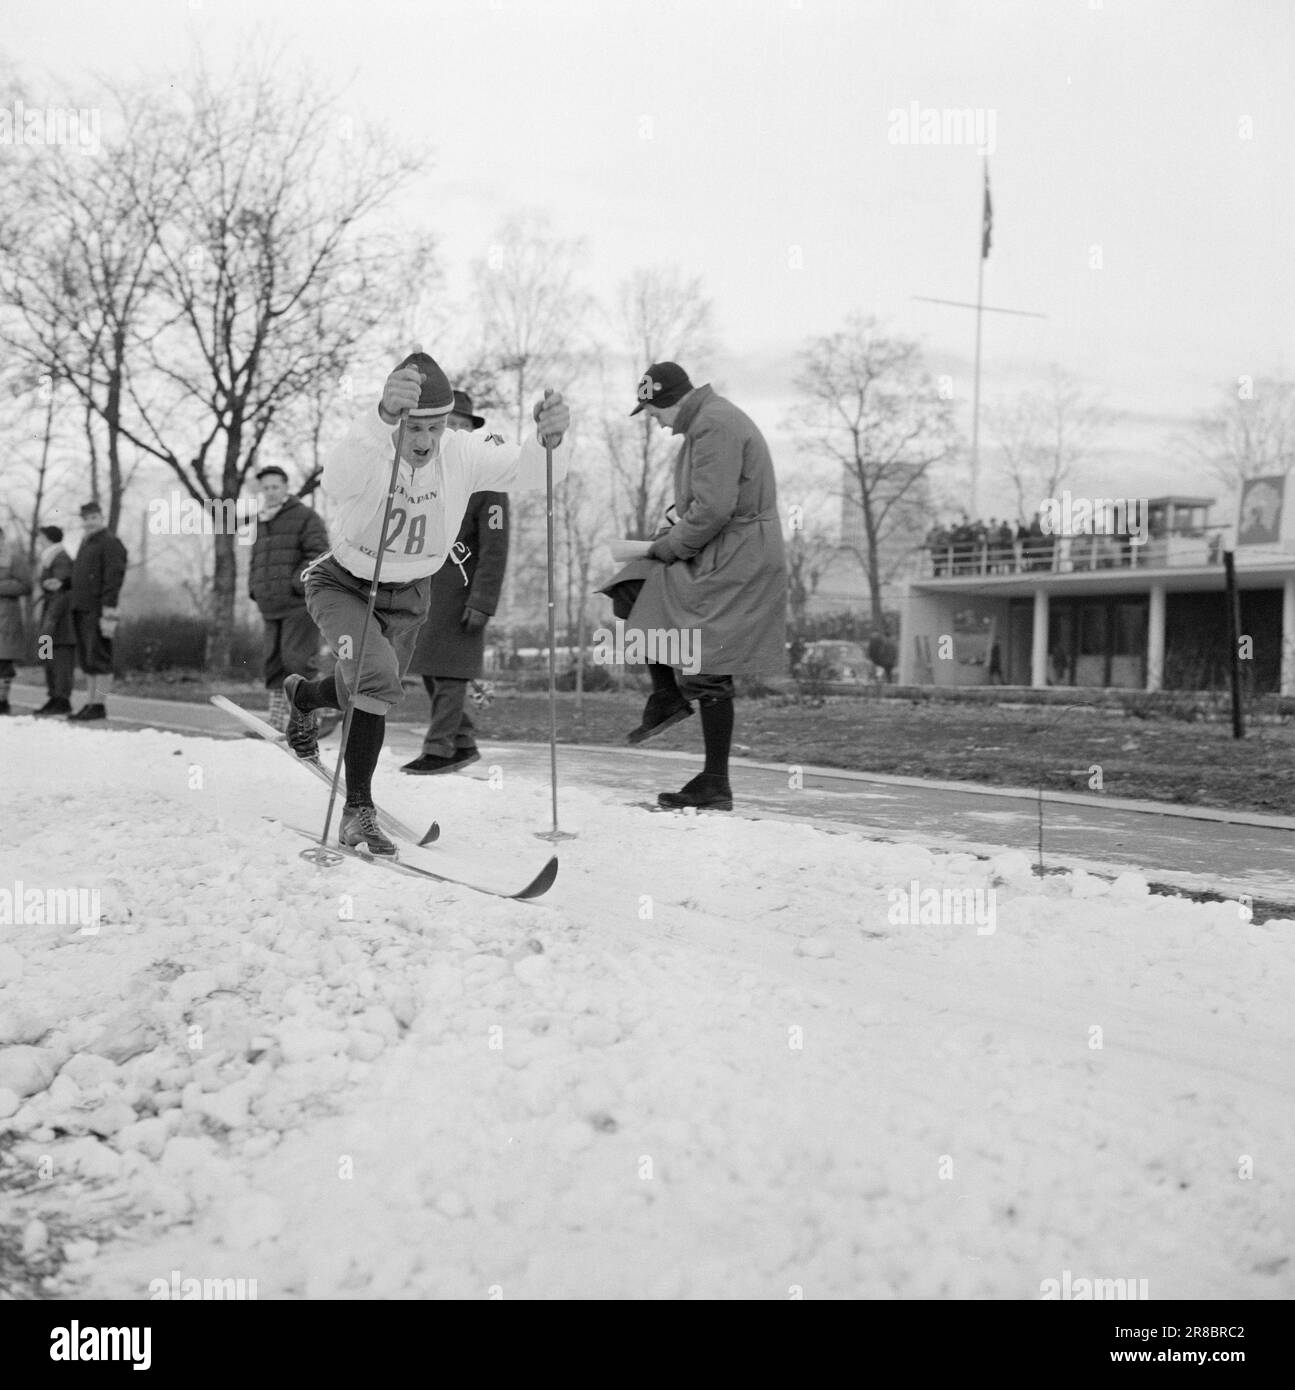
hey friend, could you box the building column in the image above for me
[1030,588,1049,688]
[1146,582,1166,692]
[898,582,914,685]
[1283,577,1295,697]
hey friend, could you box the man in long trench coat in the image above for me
[401,390,509,774]
[599,362,787,811]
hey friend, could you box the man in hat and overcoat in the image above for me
[600,362,787,811]
[401,390,510,775]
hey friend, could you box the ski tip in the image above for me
[419,821,441,846]
[513,855,559,900]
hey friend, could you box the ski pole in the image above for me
[303,409,408,865]
[535,390,576,844]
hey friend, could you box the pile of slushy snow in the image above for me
[1,720,1292,1299]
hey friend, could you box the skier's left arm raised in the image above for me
[462,392,571,493]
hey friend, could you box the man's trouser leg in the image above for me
[300,558,430,804]
[421,676,471,758]
[263,617,284,690]
[455,695,477,751]
[279,606,322,683]
[268,606,323,732]
[48,645,75,700]
[73,611,114,708]
[262,617,288,730]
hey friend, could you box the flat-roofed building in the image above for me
[898,494,1295,695]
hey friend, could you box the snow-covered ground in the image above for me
[1,718,1292,1300]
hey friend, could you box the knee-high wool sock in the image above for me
[343,708,385,807]
[699,697,734,779]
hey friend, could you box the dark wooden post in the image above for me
[1223,551,1244,739]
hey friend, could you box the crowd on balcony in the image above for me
[925,514,1058,575]
[923,509,1213,577]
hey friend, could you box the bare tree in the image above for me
[0,88,189,530]
[470,211,590,442]
[790,314,957,629]
[984,365,1109,521]
[780,489,841,632]
[0,369,71,561]
[370,235,451,366]
[552,433,608,710]
[1180,377,1295,489]
[468,211,591,625]
[0,367,84,642]
[598,266,716,538]
[1,61,431,666]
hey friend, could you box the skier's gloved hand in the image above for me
[99,607,120,638]
[380,366,424,422]
[532,389,569,447]
[648,536,675,563]
[461,606,490,633]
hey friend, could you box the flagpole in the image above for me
[971,161,988,517]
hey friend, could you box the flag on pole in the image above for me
[981,165,993,260]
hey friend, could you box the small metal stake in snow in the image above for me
[536,402,577,843]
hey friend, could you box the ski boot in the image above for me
[340,802,396,858]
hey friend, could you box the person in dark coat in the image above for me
[0,521,34,716]
[34,524,76,716]
[401,391,509,774]
[1026,511,1049,571]
[248,465,330,732]
[993,519,1015,573]
[68,501,128,722]
[598,362,787,811]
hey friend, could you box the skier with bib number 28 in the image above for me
[284,351,570,857]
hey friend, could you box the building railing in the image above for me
[918,532,1226,579]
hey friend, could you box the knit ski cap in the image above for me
[630,361,693,416]
[39,525,64,542]
[396,351,454,417]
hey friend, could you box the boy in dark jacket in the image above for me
[34,524,76,715]
[69,502,128,722]
[248,466,330,733]
[401,391,509,774]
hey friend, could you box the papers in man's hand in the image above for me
[609,539,653,563]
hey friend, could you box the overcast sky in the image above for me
[8,0,1293,516]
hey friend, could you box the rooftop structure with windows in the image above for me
[899,493,1295,695]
